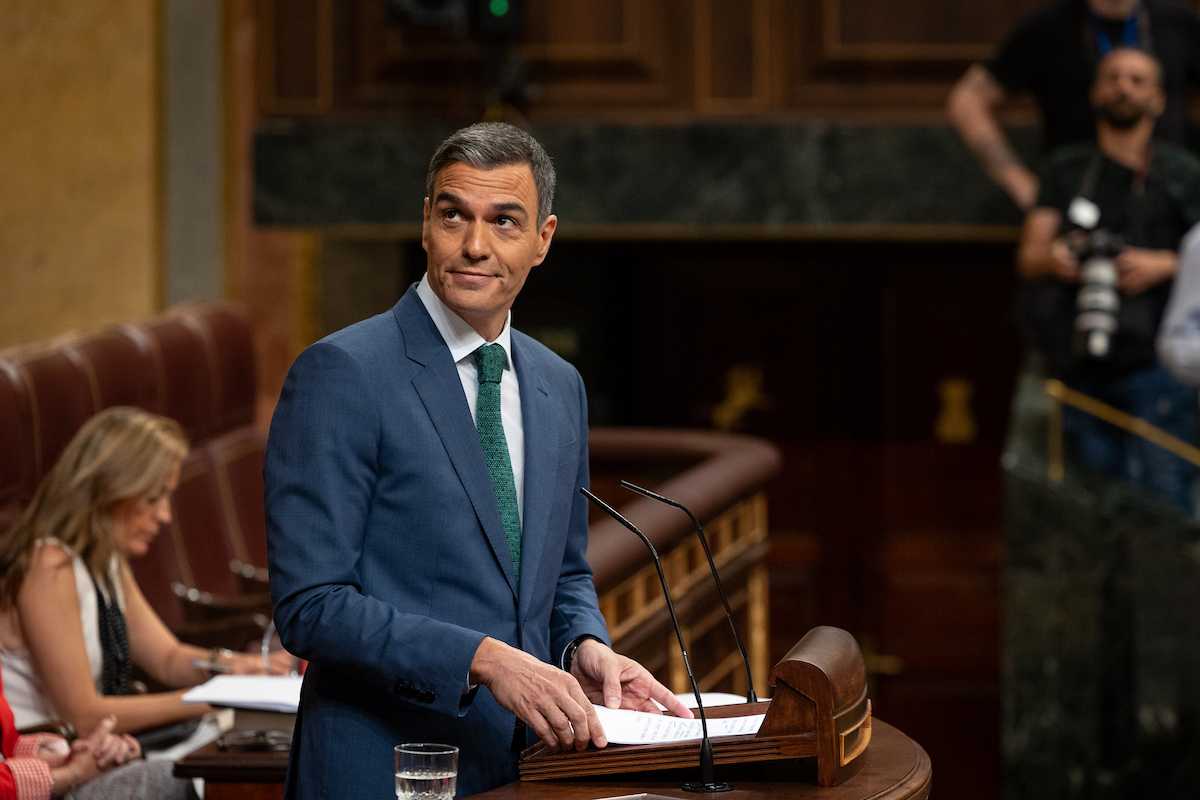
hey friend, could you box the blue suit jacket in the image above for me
[265,287,610,798]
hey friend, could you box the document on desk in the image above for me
[593,705,765,745]
[182,675,302,713]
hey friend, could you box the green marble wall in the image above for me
[1004,385,1200,800]
[253,122,1037,228]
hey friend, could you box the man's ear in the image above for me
[421,197,431,253]
[532,214,558,266]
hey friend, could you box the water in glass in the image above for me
[394,768,456,799]
[394,743,457,799]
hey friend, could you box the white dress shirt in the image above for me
[416,275,524,520]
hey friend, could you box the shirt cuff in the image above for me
[13,734,58,759]
[5,758,53,800]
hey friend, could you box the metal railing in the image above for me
[1043,378,1200,482]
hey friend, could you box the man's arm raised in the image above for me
[946,64,1039,211]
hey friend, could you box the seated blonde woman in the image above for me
[0,406,285,736]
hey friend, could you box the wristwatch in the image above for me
[208,647,235,675]
[561,635,601,673]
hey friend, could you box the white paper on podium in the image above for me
[675,692,754,708]
[593,705,765,745]
[182,675,302,713]
[651,692,770,711]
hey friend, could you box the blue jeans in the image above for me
[1063,364,1199,513]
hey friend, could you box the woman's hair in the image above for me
[0,406,188,608]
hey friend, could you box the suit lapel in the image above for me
[396,290,518,598]
[514,336,559,618]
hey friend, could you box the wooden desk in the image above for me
[174,743,286,800]
[174,720,928,800]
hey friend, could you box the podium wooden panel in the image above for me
[173,719,927,800]
[521,627,871,787]
[476,720,929,799]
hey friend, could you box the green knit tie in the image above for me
[474,343,521,581]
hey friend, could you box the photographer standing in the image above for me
[946,0,1200,211]
[1017,47,1200,510]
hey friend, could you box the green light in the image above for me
[489,0,509,17]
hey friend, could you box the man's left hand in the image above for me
[569,639,694,718]
[1117,248,1177,295]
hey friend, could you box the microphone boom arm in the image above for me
[619,480,758,703]
[580,487,730,792]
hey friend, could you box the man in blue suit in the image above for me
[265,122,691,798]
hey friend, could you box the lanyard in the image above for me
[1073,149,1151,243]
[1092,15,1138,55]
[1088,4,1152,57]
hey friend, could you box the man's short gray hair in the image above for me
[425,122,556,226]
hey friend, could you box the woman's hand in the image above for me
[72,715,141,768]
[50,716,140,795]
[226,648,296,675]
[33,736,70,768]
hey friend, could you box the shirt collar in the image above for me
[416,274,514,370]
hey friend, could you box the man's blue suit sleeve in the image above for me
[265,342,486,717]
[549,368,612,658]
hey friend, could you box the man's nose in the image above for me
[463,220,489,261]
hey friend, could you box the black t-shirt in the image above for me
[986,0,1200,153]
[1020,142,1200,380]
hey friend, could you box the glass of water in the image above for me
[394,743,458,799]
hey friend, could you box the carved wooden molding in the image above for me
[820,0,993,62]
[257,0,333,115]
[694,0,774,114]
[349,0,679,108]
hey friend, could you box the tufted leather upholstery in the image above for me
[0,303,270,632]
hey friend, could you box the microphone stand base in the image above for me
[681,781,734,793]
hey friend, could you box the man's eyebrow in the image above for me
[431,194,528,218]
[492,201,528,217]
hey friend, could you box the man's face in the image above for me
[1087,0,1138,19]
[421,161,557,340]
[1091,49,1164,130]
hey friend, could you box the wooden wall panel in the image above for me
[341,0,690,111]
[257,0,331,115]
[695,0,773,113]
[829,0,1045,56]
[255,0,1096,119]
[781,0,1044,112]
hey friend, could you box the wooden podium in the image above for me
[177,627,932,800]
[174,719,929,800]
[520,627,873,788]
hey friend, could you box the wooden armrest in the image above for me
[229,559,270,594]
[175,611,271,652]
[18,720,76,741]
[171,581,272,623]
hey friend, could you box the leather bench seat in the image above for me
[0,303,268,644]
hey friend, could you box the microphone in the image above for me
[580,487,732,794]
[619,480,758,703]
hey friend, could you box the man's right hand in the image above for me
[469,637,606,753]
[1048,238,1080,282]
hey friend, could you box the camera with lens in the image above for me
[1070,228,1124,360]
